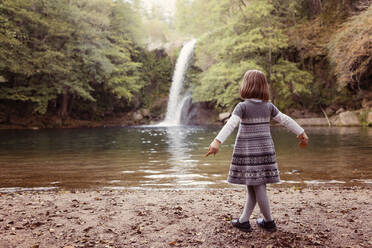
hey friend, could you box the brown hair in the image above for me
[240,70,270,101]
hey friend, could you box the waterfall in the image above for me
[159,39,197,126]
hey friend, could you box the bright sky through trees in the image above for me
[142,0,175,18]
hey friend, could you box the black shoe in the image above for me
[231,218,252,232]
[256,218,276,232]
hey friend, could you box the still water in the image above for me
[0,126,371,191]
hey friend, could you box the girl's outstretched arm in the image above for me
[205,114,241,157]
[273,112,304,136]
[272,112,309,147]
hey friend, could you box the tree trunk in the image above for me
[308,0,322,16]
[68,94,74,115]
[268,47,276,102]
[59,88,70,119]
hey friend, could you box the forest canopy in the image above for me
[0,0,371,127]
[0,0,172,121]
[175,0,372,112]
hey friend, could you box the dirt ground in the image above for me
[0,186,371,248]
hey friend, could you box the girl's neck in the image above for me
[247,98,262,102]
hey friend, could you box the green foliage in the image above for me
[271,59,313,109]
[176,0,313,110]
[193,60,263,110]
[138,49,173,109]
[0,0,147,116]
[176,0,371,112]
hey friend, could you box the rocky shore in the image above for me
[219,108,372,127]
[0,104,371,130]
[0,186,371,248]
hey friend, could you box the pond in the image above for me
[0,126,371,191]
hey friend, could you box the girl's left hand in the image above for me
[205,139,221,157]
[297,132,309,148]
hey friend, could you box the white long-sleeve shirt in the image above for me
[215,100,304,144]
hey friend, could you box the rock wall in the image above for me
[181,101,219,125]
[294,109,372,127]
[214,108,372,127]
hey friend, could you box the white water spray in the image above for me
[159,39,197,126]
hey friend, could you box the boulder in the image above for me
[133,112,143,121]
[219,112,231,122]
[335,107,345,115]
[180,100,219,125]
[302,110,320,118]
[329,115,339,125]
[362,99,372,108]
[334,111,360,126]
[149,96,168,121]
[290,109,304,118]
[294,118,329,126]
[325,107,335,116]
[141,108,150,117]
[50,116,62,127]
[367,111,372,125]
[328,103,340,111]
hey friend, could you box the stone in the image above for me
[328,103,339,111]
[362,99,372,108]
[367,111,372,125]
[0,76,7,83]
[133,112,143,121]
[179,101,219,125]
[336,107,345,115]
[290,109,304,118]
[50,116,62,127]
[329,115,340,125]
[325,107,335,116]
[218,112,231,122]
[302,110,319,118]
[294,118,329,126]
[337,111,360,126]
[141,109,150,117]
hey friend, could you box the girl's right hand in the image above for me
[297,132,309,148]
[205,139,221,157]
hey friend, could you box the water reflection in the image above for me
[0,126,371,191]
[166,126,191,167]
[164,126,209,187]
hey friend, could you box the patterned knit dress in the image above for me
[227,99,280,185]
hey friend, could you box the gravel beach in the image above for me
[0,186,371,248]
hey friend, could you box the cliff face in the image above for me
[180,100,219,125]
[287,1,372,110]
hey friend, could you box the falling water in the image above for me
[159,39,197,126]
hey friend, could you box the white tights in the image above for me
[239,184,273,223]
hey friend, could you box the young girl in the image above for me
[206,70,308,232]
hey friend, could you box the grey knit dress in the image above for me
[227,99,280,185]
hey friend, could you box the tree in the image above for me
[0,0,147,119]
[175,0,313,110]
[328,5,372,92]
